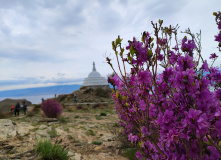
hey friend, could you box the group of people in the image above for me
[11,101,27,116]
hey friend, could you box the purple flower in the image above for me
[141,126,150,136]
[177,54,195,71]
[181,37,196,56]
[186,108,202,120]
[188,140,200,159]
[166,127,179,146]
[128,133,139,144]
[202,60,208,72]
[136,152,143,160]
[196,113,210,137]
[215,89,221,100]
[139,100,146,111]
[218,20,221,29]
[138,70,151,84]
[169,51,178,64]
[207,146,220,160]
[163,67,174,80]
[209,53,218,59]
[214,120,221,139]
[157,38,167,46]
[157,53,164,61]
[215,33,221,42]
[112,74,123,90]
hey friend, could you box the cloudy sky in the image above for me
[0,0,220,91]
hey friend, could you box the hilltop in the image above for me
[0,98,32,113]
[56,86,113,104]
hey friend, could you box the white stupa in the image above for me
[82,62,109,88]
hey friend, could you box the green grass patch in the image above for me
[59,117,69,124]
[48,127,57,138]
[113,122,120,127]
[79,126,87,130]
[92,140,102,145]
[122,147,137,160]
[86,129,95,136]
[100,112,107,116]
[64,127,70,132]
[74,115,80,119]
[95,115,102,120]
[67,135,74,140]
[35,139,69,160]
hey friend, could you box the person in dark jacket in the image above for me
[15,102,20,116]
[23,101,27,115]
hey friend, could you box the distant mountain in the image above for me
[0,84,82,97]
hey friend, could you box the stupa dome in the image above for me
[88,71,101,78]
[82,62,109,87]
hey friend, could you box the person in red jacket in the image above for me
[11,105,14,112]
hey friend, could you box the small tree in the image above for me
[41,99,62,118]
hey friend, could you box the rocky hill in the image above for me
[0,99,32,113]
[56,86,113,104]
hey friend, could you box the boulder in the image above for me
[0,119,17,141]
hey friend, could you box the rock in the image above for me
[0,119,17,141]
[101,134,115,141]
[56,128,65,135]
[16,122,34,136]
[68,151,75,157]
[115,149,119,155]
[35,130,50,139]
[48,126,52,131]
[0,155,8,160]
[39,125,48,129]
[88,124,95,128]
[103,141,120,148]
[39,118,58,122]
[73,153,81,160]
[94,146,102,151]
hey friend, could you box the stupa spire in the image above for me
[93,61,96,71]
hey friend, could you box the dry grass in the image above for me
[0,111,13,119]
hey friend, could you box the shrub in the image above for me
[92,103,101,108]
[107,12,221,159]
[74,115,79,119]
[92,140,102,145]
[100,112,107,116]
[32,104,41,112]
[95,88,111,98]
[0,112,12,119]
[35,139,69,160]
[26,110,35,117]
[41,99,62,118]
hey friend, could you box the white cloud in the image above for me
[0,0,221,91]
